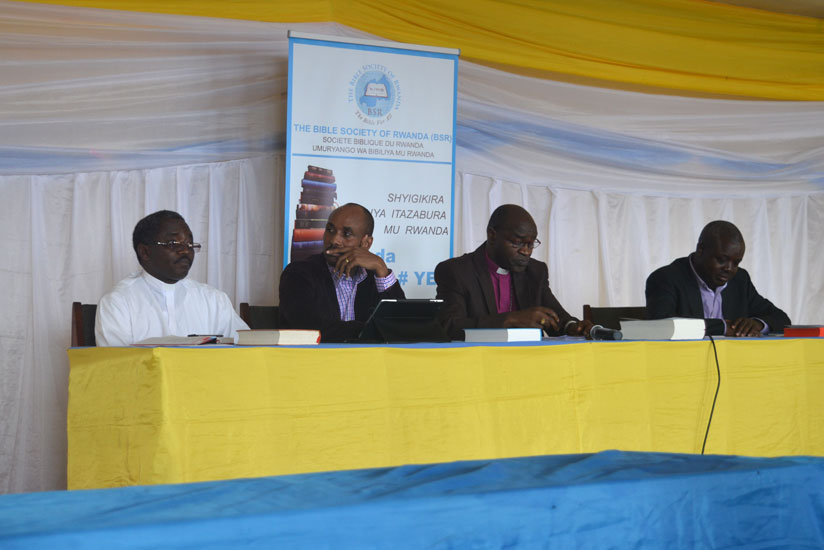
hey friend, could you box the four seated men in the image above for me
[95,207,791,344]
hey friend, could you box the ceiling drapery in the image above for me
[11,0,824,100]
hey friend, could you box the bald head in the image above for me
[487,204,534,233]
[333,203,374,236]
[322,202,374,266]
[697,220,744,250]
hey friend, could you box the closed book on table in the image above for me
[135,335,232,346]
[784,325,824,337]
[620,318,705,340]
[236,329,320,345]
[463,328,542,343]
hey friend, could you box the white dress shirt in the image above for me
[95,270,248,346]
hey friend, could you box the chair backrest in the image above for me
[71,302,98,347]
[239,303,280,330]
[583,304,647,331]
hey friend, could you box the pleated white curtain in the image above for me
[1,1,821,493]
[455,175,821,327]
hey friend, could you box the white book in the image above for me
[620,318,705,340]
[236,329,320,346]
[135,335,233,346]
[463,328,543,343]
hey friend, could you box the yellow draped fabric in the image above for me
[13,0,824,100]
[68,340,824,489]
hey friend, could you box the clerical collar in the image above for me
[484,250,509,275]
[141,269,180,291]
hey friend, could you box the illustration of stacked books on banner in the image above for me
[290,165,337,262]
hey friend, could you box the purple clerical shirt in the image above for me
[485,251,514,314]
[328,265,397,321]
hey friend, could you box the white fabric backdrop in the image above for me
[1,1,822,493]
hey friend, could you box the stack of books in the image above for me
[290,165,337,262]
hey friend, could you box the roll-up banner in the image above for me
[285,32,459,298]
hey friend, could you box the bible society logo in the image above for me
[348,64,400,125]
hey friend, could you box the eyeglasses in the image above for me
[151,241,202,253]
[505,238,541,251]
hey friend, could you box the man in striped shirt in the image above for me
[279,203,405,342]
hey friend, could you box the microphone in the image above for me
[590,324,623,341]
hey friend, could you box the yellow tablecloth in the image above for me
[67,339,824,489]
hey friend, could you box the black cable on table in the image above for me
[701,334,721,455]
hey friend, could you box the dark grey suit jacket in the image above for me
[434,244,574,340]
[645,256,790,335]
[279,254,405,342]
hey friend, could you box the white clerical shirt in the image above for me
[95,270,248,346]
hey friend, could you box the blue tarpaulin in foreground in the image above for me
[2,450,823,548]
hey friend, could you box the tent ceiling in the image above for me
[716,0,824,18]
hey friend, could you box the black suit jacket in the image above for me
[434,244,574,340]
[279,254,406,342]
[645,256,791,335]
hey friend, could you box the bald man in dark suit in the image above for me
[646,220,790,336]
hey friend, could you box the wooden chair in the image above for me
[71,302,98,347]
[239,303,280,329]
[583,304,647,331]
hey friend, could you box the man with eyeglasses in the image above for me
[95,210,248,346]
[435,204,592,340]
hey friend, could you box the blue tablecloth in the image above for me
[2,450,823,548]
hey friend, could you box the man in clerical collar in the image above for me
[646,220,790,336]
[434,204,592,341]
[278,203,405,342]
[95,210,248,346]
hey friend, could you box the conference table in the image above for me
[66,338,824,490]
